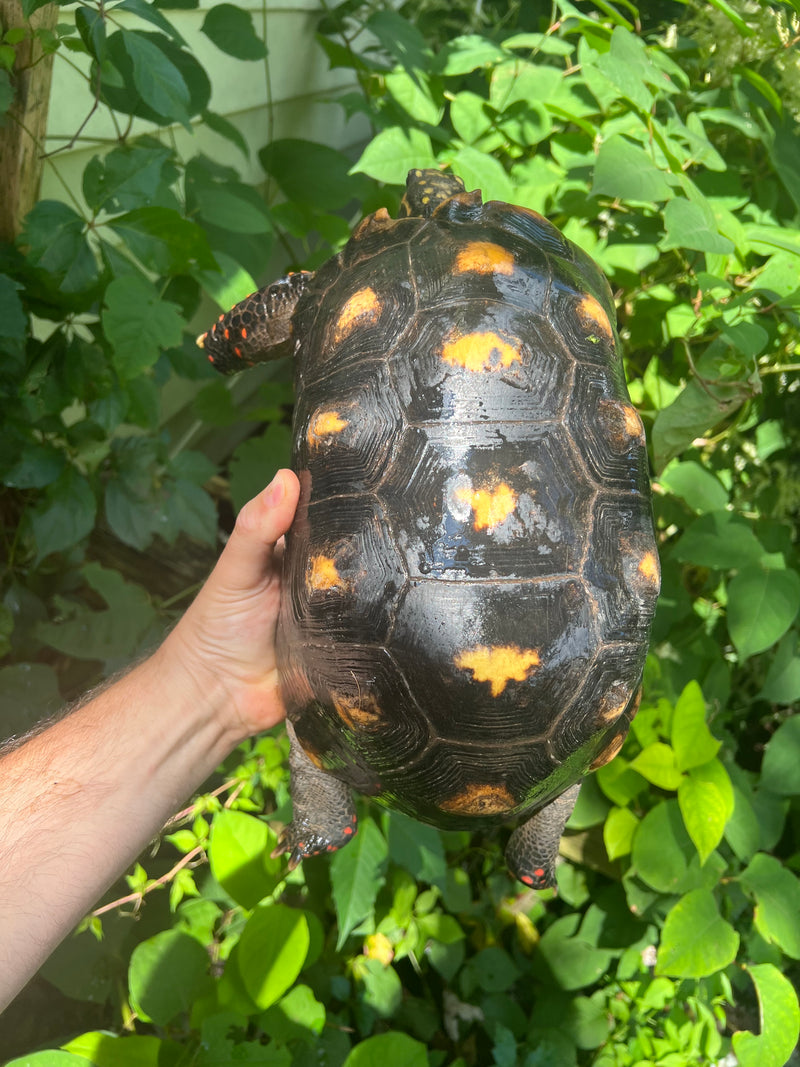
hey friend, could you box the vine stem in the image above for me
[91,845,206,917]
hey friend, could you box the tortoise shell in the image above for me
[276,184,660,831]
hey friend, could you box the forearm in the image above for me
[0,646,242,1012]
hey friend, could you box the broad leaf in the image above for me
[129,930,209,1024]
[592,135,673,202]
[330,816,388,948]
[733,964,800,1067]
[671,680,720,771]
[760,715,800,796]
[656,889,739,978]
[677,759,734,864]
[201,3,266,60]
[740,853,800,959]
[237,904,309,1010]
[208,810,282,909]
[343,1032,428,1067]
[727,566,800,660]
[29,466,96,562]
[121,28,191,125]
[103,273,184,379]
[350,127,436,185]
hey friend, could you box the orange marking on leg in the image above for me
[439,783,516,816]
[333,287,382,342]
[455,482,517,530]
[454,645,540,696]
[441,330,524,373]
[454,241,515,276]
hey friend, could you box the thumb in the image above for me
[211,469,301,596]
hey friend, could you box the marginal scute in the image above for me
[333,692,384,729]
[439,783,516,816]
[454,241,515,276]
[454,645,541,696]
[590,728,627,770]
[596,680,633,724]
[352,206,393,240]
[597,398,646,451]
[577,294,614,340]
[638,550,661,586]
[441,330,524,372]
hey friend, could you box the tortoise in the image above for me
[198,169,660,888]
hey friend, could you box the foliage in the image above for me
[2,0,800,1065]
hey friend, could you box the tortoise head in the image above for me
[399,168,466,219]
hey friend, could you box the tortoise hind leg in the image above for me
[272,722,358,869]
[198,271,312,374]
[505,783,581,889]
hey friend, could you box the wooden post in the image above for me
[0,0,58,242]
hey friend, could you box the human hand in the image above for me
[161,468,301,743]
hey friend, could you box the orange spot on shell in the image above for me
[439,783,517,816]
[332,693,383,729]
[307,410,349,448]
[638,551,660,585]
[578,294,613,339]
[441,330,524,373]
[455,645,540,696]
[455,483,517,531]
[454,241,515,276]
[597,682,633,725]
[307,555,343,591]
[333,287,381,342]
[590,730,627,770]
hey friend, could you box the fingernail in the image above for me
[262,471,285,507]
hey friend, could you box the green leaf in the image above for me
[629,742,683,790]
[733,964,800,1067]
[740,853,800,959]
[237,904,309,1010]
[672,511,766,570]
[350,127,435,185]
[343,1032,428,1067]
[5,1055,93,1067]
[532,914,614,991]
[449,90,493,145]
[29,466,97,562]
[451,144,514,203]
[229,424,292,514]
[3,443,65,488]
[200,2,265,60]
[632,799,694,893]
[661,197,734,254]
[366,10,432,71]
[656,889,739,978]
[103,273,184,379]
[651,380,743,471]
[385,68,442,125]
[201,109,249,157]
[592,135,673,202]
[760,632,800,704]
[108,206,216,273]
[208,810,282,909]
[163,479,216,544]
[330,816,388,948]
[260,138,370,211]
[62,1033,174,1067]
[385,810,446,883]
[35,563,156,662]
[671,680,720,771]
[193,184,271,234]
[725,785,762,863]
[677,758,734,864]
[83,142,173,213]
[195,250,257,312]
[115,0,187,46]
[603,806,638,860]
[121,28,191,125]
[0,273,26,341]
[658,459,728,513]
[129,929,209,1024]
[0,663,61,739]
[760,716,800,796]
[20,200,98,291]
[436,33,506,76]
[727,566,800,660]
[356,957,403,1017]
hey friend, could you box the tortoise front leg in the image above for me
[272,721,358,869]
[505,782,581,889]
[198,271,313,374]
